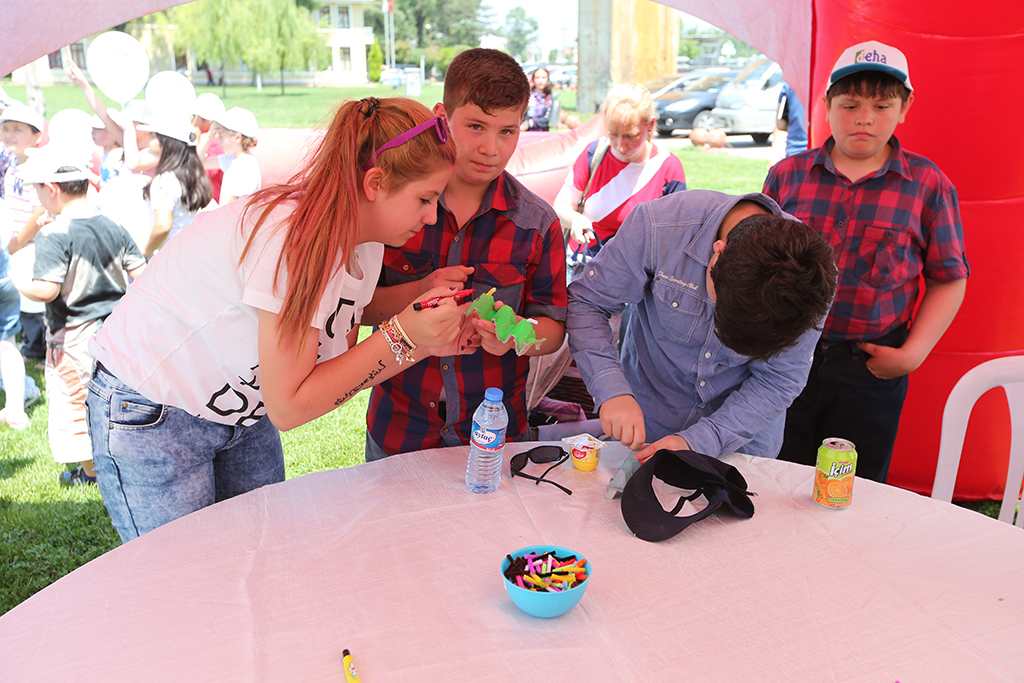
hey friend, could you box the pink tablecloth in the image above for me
[1,442,1022,682]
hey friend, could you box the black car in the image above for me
[655,71,739,137]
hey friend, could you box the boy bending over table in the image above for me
[567,191,836,462]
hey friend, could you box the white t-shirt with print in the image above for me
[147,172,200,242]
[217,153,262,204]
[90,199,383,426]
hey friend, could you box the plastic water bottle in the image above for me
[466,387,507,494]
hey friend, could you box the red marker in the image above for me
[413,288,475,311]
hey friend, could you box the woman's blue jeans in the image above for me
[86,363,285,543]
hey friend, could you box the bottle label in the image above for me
[471,421,506,451]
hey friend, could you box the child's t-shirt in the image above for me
[217,153,262,204]
[148,172,201,242]
[3,163,40,240]
[90,200,382,426]
[99,148,126,187]
[33,212,146,331]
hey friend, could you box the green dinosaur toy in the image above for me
[466,288,546,356]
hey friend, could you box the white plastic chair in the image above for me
[931,356,1024,527]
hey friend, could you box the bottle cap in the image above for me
[485,387,504,402]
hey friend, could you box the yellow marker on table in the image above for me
[343,648,361,682]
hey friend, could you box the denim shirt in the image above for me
[567,190,821,458]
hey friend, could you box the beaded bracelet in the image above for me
[379,316,416,364]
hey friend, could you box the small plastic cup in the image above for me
[563,434,604,472]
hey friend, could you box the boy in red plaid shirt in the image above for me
[363,49,568,458]
[764,41,969,482]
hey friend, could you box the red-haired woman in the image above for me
[87,98,470,542]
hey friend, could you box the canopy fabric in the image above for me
[0,0,190,78]
[657,0,814,107]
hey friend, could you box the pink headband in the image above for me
[363,116,450,172]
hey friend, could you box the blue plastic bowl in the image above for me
[500,545,590,618]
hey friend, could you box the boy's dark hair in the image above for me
[711,214,837,361]
[443,48,530,116]
[54,166,89,197]
[826,71,912,106]
[142,133,213,212]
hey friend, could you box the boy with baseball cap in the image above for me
[11,145,146,484]
[764,40,970,482]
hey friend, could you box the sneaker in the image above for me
[0,407,30,431]
[59,466,97,487]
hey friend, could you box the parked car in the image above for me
[709,58,783,143]
[549,65,577,88]
[655,71,739,136]
[644,67,733,99]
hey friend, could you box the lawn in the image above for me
[0,80,996,615]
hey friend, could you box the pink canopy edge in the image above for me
[0,0,192,78]
[657,0,813,109]
[3,0,813,106]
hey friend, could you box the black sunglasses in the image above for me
[510,445,572,495]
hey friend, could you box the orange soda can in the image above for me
[812,438,857,509]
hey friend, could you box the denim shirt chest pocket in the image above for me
[651,272,705,342]
[857,224,912,287]
[470,263,527,313]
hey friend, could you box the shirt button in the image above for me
[453,236,460,243]
[442,364,449,370]
[704,352,711,359]
[443,428,449,434]
[671,302,678,308]
[699,380,706,387]
[121,401,128,408]
[429,401,436,408]
[402,265,409,271]
[588,269,595,277]
[837,220,844,227]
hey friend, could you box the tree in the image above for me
[502,7,538,62]
[241,0,328,94]
[174,0,246,97]
[548,48,559,63]
[174,0,326,96]
[368,41,384,81]
[679,39,700,60]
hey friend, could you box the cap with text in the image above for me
[827,40,913,93]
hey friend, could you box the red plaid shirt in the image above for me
[764,136,969,341]
[368,172,567,455]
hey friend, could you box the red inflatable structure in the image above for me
[3,0,1021,500]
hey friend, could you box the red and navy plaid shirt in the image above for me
[764,136,969,342]
[368,171,567,455]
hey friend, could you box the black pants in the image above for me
[18,311,46,360]
[778,323,909,483]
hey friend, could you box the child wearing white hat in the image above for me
[201,107,261,205]
[129,115,215,256]
[10,145,146,482]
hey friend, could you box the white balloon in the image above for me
[86,32,150,106]
[145,71,196,121]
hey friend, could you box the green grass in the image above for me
[673,144,768,194]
